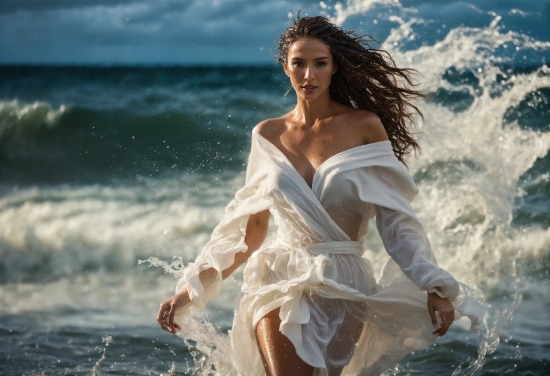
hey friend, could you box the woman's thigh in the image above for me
[255,308,314,376]
[306,295,365,375]
[323,307,365,375]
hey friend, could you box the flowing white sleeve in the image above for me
[363,160,459,300]
[175,130,271,312]
[376,205,459,300]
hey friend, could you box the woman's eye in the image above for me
[317,62,327,66]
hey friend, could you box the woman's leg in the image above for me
[303,295,365,376]
[323,308,365,375]
[255,308,315,376]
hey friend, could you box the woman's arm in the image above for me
[221,209,270,278]
[376,205,457,336]
[158,210,271,333]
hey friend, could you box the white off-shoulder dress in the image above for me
[176,126,485,376]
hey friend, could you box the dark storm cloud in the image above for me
[0,0,321,65]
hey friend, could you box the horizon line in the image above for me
[0,62,281,69]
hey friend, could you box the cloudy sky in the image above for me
[0,0,324,65]
[0,0,548,65]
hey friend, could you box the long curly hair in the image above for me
[275,13,424,163]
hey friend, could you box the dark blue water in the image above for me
[1,0,549,375]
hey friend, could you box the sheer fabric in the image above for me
[175,126,485,376]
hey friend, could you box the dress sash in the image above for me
[306,241,363,255]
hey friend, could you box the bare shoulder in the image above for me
[346,108,388,144]
[256,117,286,143]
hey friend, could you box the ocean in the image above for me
[1,0,549,374]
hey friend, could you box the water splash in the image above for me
[139,256,238,375]
[88,336,113,376]
[325,0,404,26]
[175,312,235,376]
[325,0,550,288]
[139,256,186,278]
[451,261,523,376]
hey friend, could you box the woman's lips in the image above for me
[302,85,317,94]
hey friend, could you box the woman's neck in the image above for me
[292,93,334,128]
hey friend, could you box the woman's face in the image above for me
[284,37,337,101]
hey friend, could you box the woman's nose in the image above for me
[304,65,314,80]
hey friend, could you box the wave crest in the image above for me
[0,100,66,141]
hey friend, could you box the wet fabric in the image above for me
[175,126,485,376]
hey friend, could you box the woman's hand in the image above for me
[156,211,270,334]
[427,292,455,336]
[157,288,190,334]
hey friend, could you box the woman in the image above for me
[158,14,484,376]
